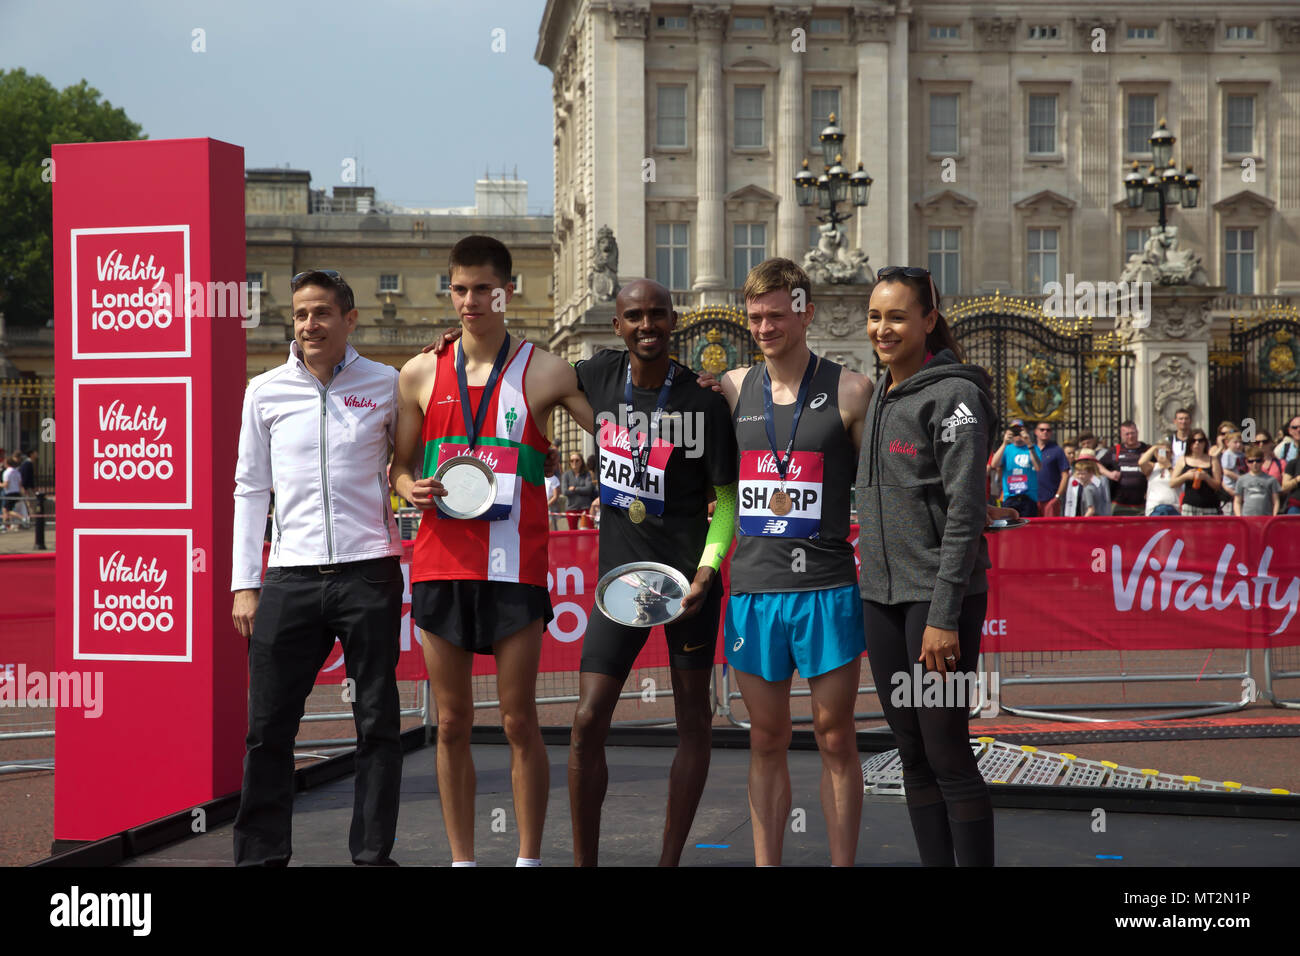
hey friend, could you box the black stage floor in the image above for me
[122,742,1298,867]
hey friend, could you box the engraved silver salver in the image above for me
[984,517,1030,532]
[595,561,691,628]
[433,455,498,520]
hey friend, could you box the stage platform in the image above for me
[115,736,1298,867]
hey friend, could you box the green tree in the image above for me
[0,69,145,328]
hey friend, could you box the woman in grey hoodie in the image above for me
[856,267,996,866]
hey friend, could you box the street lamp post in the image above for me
[794,113,872,228]
[1123,119,1201,230]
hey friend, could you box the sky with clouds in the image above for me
[0,0,557,211]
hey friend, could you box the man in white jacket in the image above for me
[230,270,405,866]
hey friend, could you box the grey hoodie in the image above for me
[855,349,993,630]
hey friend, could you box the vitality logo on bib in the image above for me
[434,442,519,521]
[738,450,824,538]
[597,419,674,518]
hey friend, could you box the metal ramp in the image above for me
[862,736,1292,796]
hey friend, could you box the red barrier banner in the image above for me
[0,554,57,696]
[312,532,726,683]
[12,518,1294,714]
[983,517,1300,652]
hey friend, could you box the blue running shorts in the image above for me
[724,585,865,682]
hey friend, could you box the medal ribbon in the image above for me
[624,356,676,494]
[456,333,511,450]
[762,352,818,483]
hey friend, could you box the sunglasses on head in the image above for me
[292,269,342,283]
[876,266,940,310]
[291,269,353,311]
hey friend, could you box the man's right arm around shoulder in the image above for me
[232,381,272,638]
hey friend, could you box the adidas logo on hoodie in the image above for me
[941,401,978,428]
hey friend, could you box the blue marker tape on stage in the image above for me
[1095,854,1123,860]
[695,844,730,849]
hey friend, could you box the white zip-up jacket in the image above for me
[232,341,403,590]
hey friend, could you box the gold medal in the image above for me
[769,489,793,516]
[628,498,647,523]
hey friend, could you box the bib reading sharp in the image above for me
[738,450,824,537]
[729,358,857,594]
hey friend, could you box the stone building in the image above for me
[535,0,1300,446]
[243,170,554,378]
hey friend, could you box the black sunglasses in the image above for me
[1247,458,1263,463]
[876,266,940,309]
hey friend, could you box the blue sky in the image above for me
[0,0,556,211]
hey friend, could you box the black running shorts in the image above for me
[412,580,554,655]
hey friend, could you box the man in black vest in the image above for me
[1098,421,1150,516]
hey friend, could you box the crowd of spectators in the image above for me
[545,446,601,529]
[986,410,1300,518]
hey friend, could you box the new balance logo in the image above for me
[942,401,978,427]
[611,493,635,508]
[762,519,789,534]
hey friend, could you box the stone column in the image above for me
[853,10,892,263]
[1119,286,1222,441]
[692,5,728,295]
[774,7,809,262]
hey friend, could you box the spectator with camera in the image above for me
[1139,443,1180,516]
[988,419,1039,518]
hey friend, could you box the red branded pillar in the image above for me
[52,138,247,842]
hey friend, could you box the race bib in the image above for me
[1006,450,1031,496]
[738,449,823,538]
[435,442,518,521]
[597,418,674,517]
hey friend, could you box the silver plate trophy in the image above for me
[984,517,1030,532]
[433,455,498,520]
[595,561,692,628]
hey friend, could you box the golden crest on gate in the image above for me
[1007,354,1070,421]
[1263,329,1300,385]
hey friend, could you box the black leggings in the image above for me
[862,593,994,866]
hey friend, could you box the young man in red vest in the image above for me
[392,236,593,866]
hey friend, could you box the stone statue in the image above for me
[1153,356,1197,424]
[1120,226,1209,287]
[803,222,874,285]
[589,225,620,302]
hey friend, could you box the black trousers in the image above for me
[234,557,404,866]
[862,592,995,866]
